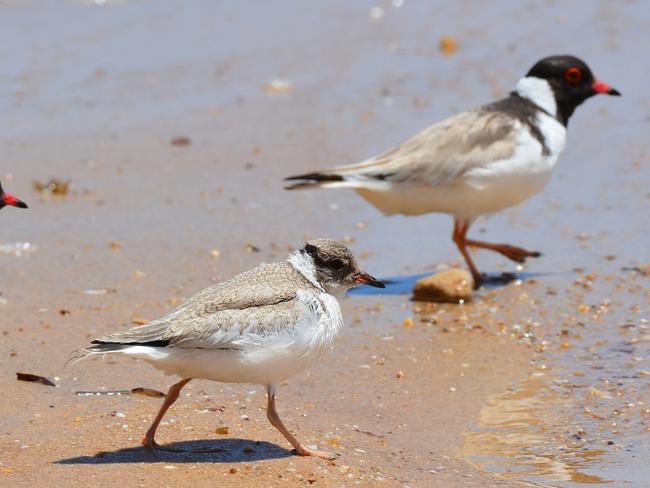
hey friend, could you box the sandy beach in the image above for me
[1,1,649,486]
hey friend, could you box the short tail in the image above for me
[66,338,170,366]
[284,172,347,190]
[66,343,131,366]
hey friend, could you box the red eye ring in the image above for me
[564,67,582,84]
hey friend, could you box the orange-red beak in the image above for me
[593,80,621,96]
[2,193,28,208]
[355,272,385,288]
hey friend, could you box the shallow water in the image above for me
[461,268,650,487]
[1,0,649,486]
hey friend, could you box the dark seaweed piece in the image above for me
[16,372,56,387]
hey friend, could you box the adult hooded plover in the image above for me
[285,55,620,285]
[71,239,384,459]
[0,181,28,210]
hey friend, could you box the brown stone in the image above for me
[636,263,650,277]
[412,268,473,303]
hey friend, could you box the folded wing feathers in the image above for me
[284,108,518,189]
[71,299,308,361]
[70,261,318,361]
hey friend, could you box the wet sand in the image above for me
[0,128,535,486]
[1,0,649,486]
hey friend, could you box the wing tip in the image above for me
[66,339,169,367]
[284,181,320,190]
[284,172,345,190]
[65,347,95,367]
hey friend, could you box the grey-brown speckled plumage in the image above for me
[285,108,518,189]
[91,261,319,348]
[176,261,316,315]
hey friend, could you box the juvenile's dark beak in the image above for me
[355,271,385,288]
[593,80,621,96]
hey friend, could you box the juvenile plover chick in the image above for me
[71,239,384,459]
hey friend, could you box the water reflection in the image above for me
[463,376,609,485]
[348,271,546,296]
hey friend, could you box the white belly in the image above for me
[355,170,552,219]
[132,344,321,385]
[356,114,565,220]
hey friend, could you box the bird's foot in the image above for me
[294,444,338,460]
[466,239,542,264]
[472,273,485,289]
[141,436,183,453]
[491,244,541,263]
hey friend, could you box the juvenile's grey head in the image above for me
[299,239,384,293]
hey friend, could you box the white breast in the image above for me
[449,115,566,218]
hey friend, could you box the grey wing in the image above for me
[328,108,518,187]
[165,299,312,349]
[173,261,305,316]
[92,299,311,350]
[90,262,315,349]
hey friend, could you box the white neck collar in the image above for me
[514,77,557,117]
[288,251,324,291]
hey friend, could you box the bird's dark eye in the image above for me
[564,67,582,84]
[330,259,344,271]
[304,243,318,258]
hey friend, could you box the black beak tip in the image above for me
[609,88,622,96]
[356,273,386,288]
[366,277,386,288]
[16,201,28,209]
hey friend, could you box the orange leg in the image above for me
[266,384,335,460]
[142,378,192,452]
[452,219,483,286]
[465,238,541,263]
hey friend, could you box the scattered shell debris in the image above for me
[263,78,294,94]
[32,178,70,195]
[76,387,165,397]
[439,36,459,56]
[16,373,56,387]
[131,387,165,398]
[369,6,385,20]
[0,242,37,257]
[83,288,117,295]
[170,136,192,146]
[244,243,261,253]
